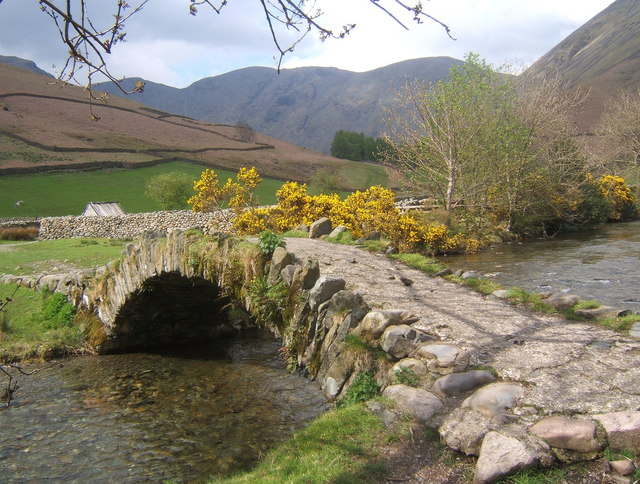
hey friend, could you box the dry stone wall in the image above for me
[37,210,226,239]
[0,217,40,229]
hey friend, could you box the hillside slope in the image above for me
[524,0,640,128]
[96,57,461,152]
[0,63,390,190]
[0,54,53,78]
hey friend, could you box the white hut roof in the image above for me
[82,202,126,217]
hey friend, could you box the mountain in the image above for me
[0,55,53,78]
[96,57,462,152]
[524,0,640,128]
[0,62,391,190]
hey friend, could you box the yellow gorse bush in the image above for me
[597,175,637,221]
[190,167,482,254]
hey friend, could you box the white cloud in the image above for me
[0,0,616,87]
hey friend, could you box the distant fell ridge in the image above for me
[0,55,53,78]
[1,61,391,192]
[96,57,462,152]
[524,0,640,128]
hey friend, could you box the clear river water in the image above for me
[0,331,327,483]
[443,221,640,311]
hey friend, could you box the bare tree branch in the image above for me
[1,362,57,407]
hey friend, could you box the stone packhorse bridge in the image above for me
[4,228,640,482]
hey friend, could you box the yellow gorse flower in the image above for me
[189,167,484,254]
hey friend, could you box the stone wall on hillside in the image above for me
[37,210,227,239]
[0,217,40,229]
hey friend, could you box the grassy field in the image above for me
[0,161,285,217]
[0,284,85,361]
[0,238,130,360]
[0,238,129,275]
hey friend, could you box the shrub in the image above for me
[391,366,420,387]
[146,171,194,210]
[597,174,638,221]
[257,230,286,256]
[248,276,289,327]
[339,371,381,407]
[0,226,39,241]
[190,166,484,255]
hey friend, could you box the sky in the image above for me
[0,0,616,89]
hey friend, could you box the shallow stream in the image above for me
[0,331,327,483]
[443,221,640,310]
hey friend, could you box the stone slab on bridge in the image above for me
[285,238,640,416]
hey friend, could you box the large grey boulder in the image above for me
[322,356,353,400]
[382,384,442,423]
[529,416,603,453]
[37,273,63,292]
[293,257,320,290]
[380,324,431,360]
[434,370,497,397]
[328,225,348,238]
[462,382,525,420]
[309,276,346,311]
[267,247,293,285]
[474,432,538,484]
[542,293,580,311]
[391,358,428,377]
[352,310,419,343]
[412,343,470,375]
[594,411,640,452]
[439,407,499,456]
[309,217,332,239]
[610,459,636,476]
[280,263,300,286]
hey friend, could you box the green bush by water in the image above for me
[338,371,381,407]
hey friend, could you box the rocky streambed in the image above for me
[0,331,327,483]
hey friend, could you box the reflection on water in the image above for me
[0,331,327,483]
[443,221,640,310]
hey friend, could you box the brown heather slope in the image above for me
[524,0,640,130]
[0,63,393,190]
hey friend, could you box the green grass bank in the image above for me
[0,161,285,217]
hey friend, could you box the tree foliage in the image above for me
[188,166,263,229]
[383,53,597,234]
[145,171,194,210]
[330,130,388,162]
[235,121,255,143]
[596,87,640,167]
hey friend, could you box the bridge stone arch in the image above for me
[80,229,262,352]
